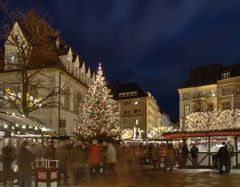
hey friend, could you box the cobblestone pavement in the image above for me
[59,166,240,187]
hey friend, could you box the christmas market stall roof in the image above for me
[162,130,240,139]
[0,111,53,134]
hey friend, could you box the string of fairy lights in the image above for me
[0,112,52,134]
[4,88,42,108]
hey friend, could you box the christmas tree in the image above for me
[76,63,121,141]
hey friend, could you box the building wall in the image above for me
[0,68,89,135]
[117,93,160,139]
[118,97,146,139]
[0,20,96,136]
[178,84,217,130]
[217,76,240,111]
[146,93,159,137]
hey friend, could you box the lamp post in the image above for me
[58,71,62,135]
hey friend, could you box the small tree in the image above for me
[76,63,121,141]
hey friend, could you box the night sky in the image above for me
[2,0,240,121]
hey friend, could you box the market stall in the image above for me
[162,130,240,168]
[0,111,54,171]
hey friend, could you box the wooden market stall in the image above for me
[162,130,240,168]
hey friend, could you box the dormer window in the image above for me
[222,72,230,79]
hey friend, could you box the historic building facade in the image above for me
[112,82,169,139]
[0,12,95,135]
[179,64,240,130]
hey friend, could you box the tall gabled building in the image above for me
[179,64,240,130]
[0,11,95,135]
[112,82,160,139]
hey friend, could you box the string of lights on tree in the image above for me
[4,88,42,108]
[185,109,240,131]
[76,63,121,140]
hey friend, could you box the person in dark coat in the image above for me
[1,141,15,173]
[55,141,69,185]
[217,142,230,174]
[190,144,199,168]
[181,144,189,168]
[17,141,35,187]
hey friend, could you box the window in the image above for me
[124,101,130,105]
[133,109,140,113]
[183,93,190,100]
[206,90,216,97]
[222,102,231,110]
[222,72,230,79]
[234,102,240,109]
[236,87,240,94]
[207,103,214,111]
[184,105,190,115]
[222,88,231,96]
[124,110,130,114]
[193,91,202,99]
[64,89,70,110]
[194,103,201,112]
[73,92,81,113]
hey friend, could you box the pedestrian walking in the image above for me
[181,144,189,168]
[70,142,83,184]
[217,142,230,174]
[190,144,199,168]
[105,141,117,177]
[1,140,15,173]
[17,141,35,187]
[89,139,101,177]
[165,144,175,171]
[55,141,69,185]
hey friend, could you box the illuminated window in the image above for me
[222,72,230,79]
[134,101,139,105]
[135,119,139,125]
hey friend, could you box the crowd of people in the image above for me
[0,139,236,186]
[1,138,118,186]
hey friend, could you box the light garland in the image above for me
[0,111,51,132]
[4,88,42,108]
[185,109,240,131]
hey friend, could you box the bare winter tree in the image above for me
[0,1,69,117]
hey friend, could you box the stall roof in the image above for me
[163,130,240,139]
[0,111,53,133]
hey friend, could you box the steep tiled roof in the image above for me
[112,82,147,100]
[180,63,240,89]
[1,10,86,71]
[179,64,221,88]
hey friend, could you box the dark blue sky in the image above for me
[3,0,240,120]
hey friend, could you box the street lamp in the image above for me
[58,71,63,134]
